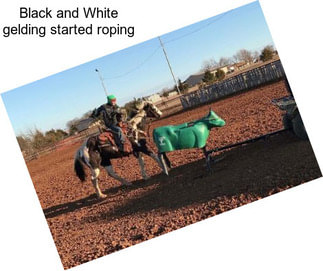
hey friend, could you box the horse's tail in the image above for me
[74,147,87,182]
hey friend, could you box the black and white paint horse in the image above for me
[74,100,164,199]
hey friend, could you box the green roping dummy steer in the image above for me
[153,109,225,174]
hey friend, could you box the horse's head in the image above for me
[204,109,226,128]
[142,100,162,119]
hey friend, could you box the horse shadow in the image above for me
[43,176,165,219]
[44,132,321,222]
[43,194,101,219]
[80,132,321,224]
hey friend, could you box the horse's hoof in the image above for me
[98,194,107,199]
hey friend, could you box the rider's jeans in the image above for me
[109,125,125,147]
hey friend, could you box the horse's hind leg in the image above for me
[86,141,107,199]
[91,167,107,199]
[104,165,132,186]
[138,141,167,175]
[100,154,132,186]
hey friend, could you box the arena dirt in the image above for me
[27,80,322,269]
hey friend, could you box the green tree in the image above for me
[66,118,80,135]
[30,129,48,150]
[45,129,57,143]
[260,45,274,62]
[161,91,169,98]
[202,70,215,84]
[215,69,225,81]
[178,79,189,94]
[45,129,68,143]
[55,129,68,138]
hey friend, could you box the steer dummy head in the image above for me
[204,109,226,128]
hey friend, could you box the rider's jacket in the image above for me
[91,103,122,127]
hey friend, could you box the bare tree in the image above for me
[27,128,48,151]
[201,58,218,72]
[232,54,239,64]
[234,49,254,64]
[16,134,33,154]
[218,57,232,67]
[252,50,260,62]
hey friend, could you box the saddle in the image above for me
[97,123,133,154]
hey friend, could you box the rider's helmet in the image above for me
[107,94,117,105]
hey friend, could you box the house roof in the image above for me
[184,73,205,87]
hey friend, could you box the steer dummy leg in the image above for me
[148,152,165,171]
[158,153,169,175]
[137,140,167,175]
[104,165,132,186]
[91,168,107,199]
[163,153,172,169]
[202,147,211,171]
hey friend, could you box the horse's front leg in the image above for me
[91,168,107,199]
[137,152,149,180]
[104,165,132,186]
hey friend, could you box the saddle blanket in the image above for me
[98,130,132,153]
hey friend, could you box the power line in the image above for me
[163,10,233,45]
[100,10,233,81]
[103,45,161,80]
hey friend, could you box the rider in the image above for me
[91,94,126,152]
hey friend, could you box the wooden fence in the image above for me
[180,60,286,109]
[23,127,101,162]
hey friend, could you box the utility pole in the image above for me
[95,69,108,97]
[158,36,181,95]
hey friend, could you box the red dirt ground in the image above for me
[27,80,321,269]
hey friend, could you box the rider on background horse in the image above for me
[91,94,127,153]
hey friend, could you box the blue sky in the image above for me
[1,1,275,135]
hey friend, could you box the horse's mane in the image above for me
[124,100,144,120]
[127,108,138,119]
